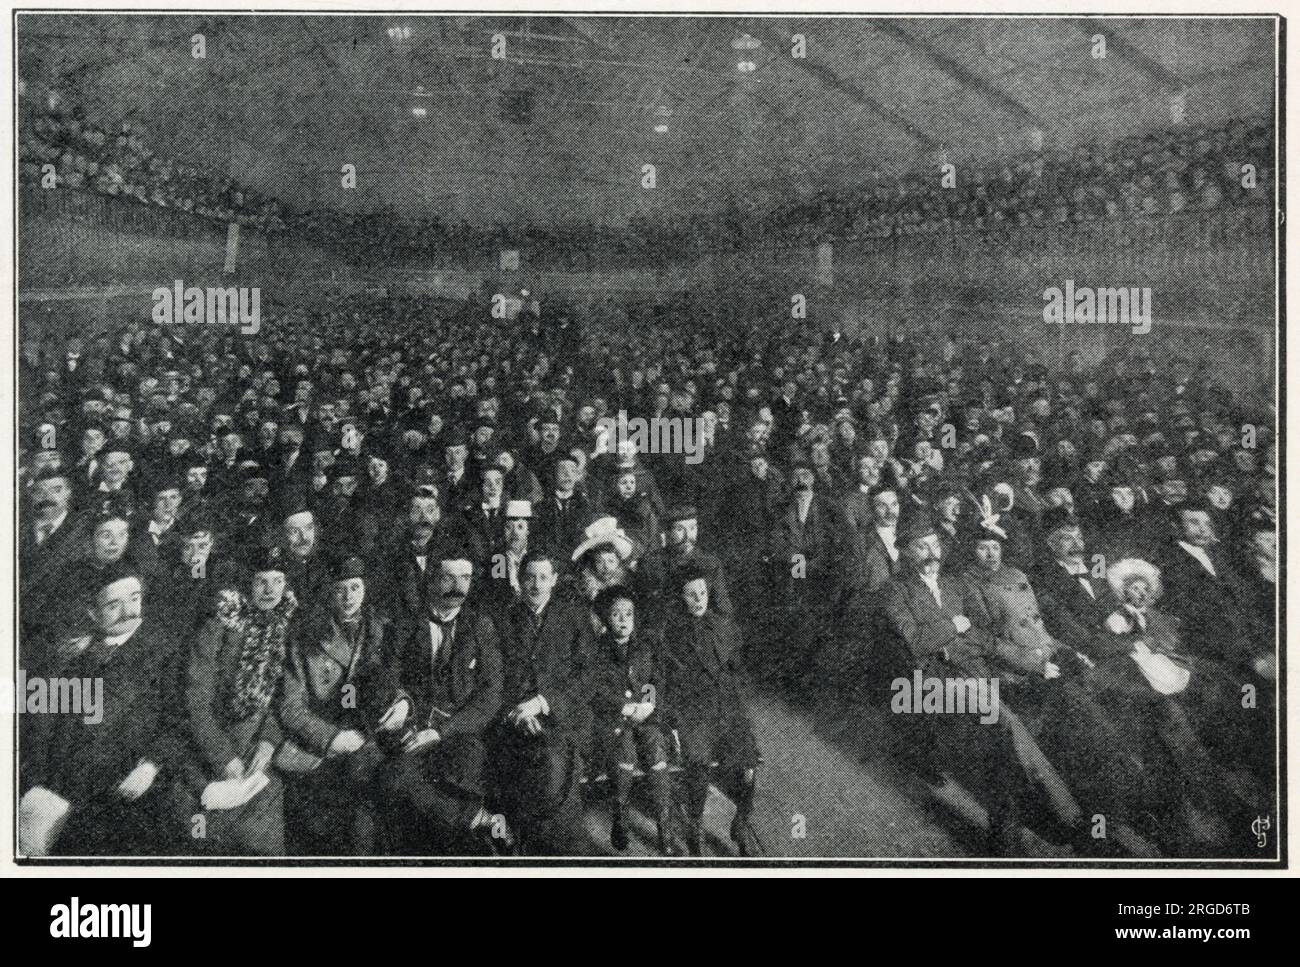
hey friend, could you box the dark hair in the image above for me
[520,548,557,574]
[592,584,636,622]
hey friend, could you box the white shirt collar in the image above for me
[1178,541,1217,577]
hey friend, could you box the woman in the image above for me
[181,545,296,855]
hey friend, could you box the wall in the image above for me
[18,187,1277,394]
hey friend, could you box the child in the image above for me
[588,585,676,855]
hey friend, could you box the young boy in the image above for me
[589,586,676,855]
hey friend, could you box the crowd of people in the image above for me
[785,117,1274,243]
[20,91,289,233]
[20,82,1272,264]
[17,285,1277,859]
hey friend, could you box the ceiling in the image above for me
[18,14,1278,227]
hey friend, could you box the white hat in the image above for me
[505,499,532,519]
[571,516,636,563]
[1105,557,1163,602]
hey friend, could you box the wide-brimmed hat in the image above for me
[571,516,637,564]
[1106,557,1163,601]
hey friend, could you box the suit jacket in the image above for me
[19,512,92,639]
[22,620,186,808]
[280,606,401,757]
[855,527,903,597]
[1158,542,1254,670]
[770,494,851,587]
[534,491,598,559]
[1031,559,1110,650]
[393,605,503,740]
[376,540,434,624]
[881,570,996,674]
[498,598,594,737]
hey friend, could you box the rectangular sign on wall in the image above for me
[224,222,240,275]
[816,241,834,287]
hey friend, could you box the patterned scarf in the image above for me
[217,588,299,721]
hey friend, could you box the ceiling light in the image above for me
[387,25,411,41]
[654,123,669,134]
[731,33,761,51]
[411,106,428,118]
[737,60,757,73]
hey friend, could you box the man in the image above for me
[439,428,475,508]
[134,477,185,577]
[767,461,851,692]
[660,566,759,856]
[855,486,904,597]
[93,441,137,510]
[526,409,565,484]
[1158,500,1254,672]
[1030,507,1108,650]
[465,464,507,554]
[275,423,310,502]
[159,511,230,639]
[492,551,593,855]
[477,500,532,624]
[880,515,1029,854]
[281,503,327,609]
[534,454,596,560]
[1009,434,1046,523]
[21,566,185,856]
[279,555,407,855]
[638,504,733,623]
[20,468,90,639]
[842,454,883,535]
[376,485,455,624]
[386,549,508,854]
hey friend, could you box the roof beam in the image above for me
[1075,21,1186,91]
[752,25,939,152]
[870,21,1043,127]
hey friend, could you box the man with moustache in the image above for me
[767,461,851,692]
[1158,500,1254,673]
[377,486,449,623]
[20,566,186,856]
[20,468,90,641]
[880,515,1031,855]
[280,503,327,608]
[638,504,733,625]
[1030,507,1109,650]
[385,548,508,854]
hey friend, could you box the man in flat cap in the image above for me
[638,503,733,627]
[279,554,407,854]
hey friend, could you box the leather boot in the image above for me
[609,802,629,851]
